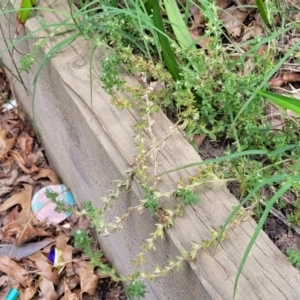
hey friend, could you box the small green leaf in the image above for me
[233,181,291,298]
[259,90,300,115]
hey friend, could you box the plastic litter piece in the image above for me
[5,288,19,300]
[31,184,74,224]
[48,247,65,274]
[1,99,18,112]
[48,247,64,267]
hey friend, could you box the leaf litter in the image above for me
[0,67,126,299]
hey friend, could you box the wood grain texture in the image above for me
[1,1,300,299]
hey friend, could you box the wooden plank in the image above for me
[1,1,300,299]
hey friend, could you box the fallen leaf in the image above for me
[0,185,33,223]
[69,214,91,232]
[2,206,20,225]
[66,275,79,290]
[193,134,205,148]
[189,28,210,48]
[234,0,250,12]
[0,130,16,161]
[106,285,122,300]
[38,276,58,300]
[0,275,14,299]
[17,133,34,166]
[189,5,204,30]
[269,76,284,88]
[29,252,59,285]
[217,0,232,9]
[19,285,38,300]
[0,166,18,182]
[64,278,80,300]
[14,174,35,186]
[219,6,249,37]
[241,23,264,42]
[0,111,23,134]
[0,255,32,287]
[9,150,39,174]
[32,169,61,185]
[2,221,50,245]
[282,72,300,83]
[78,261,99,296]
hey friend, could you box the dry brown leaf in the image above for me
[193,134,205,148]
[269,76,284,88]
[69,214,91,232]
[0,255,32,287]
[0,167,18,186]
[269,73,300,88]
[29,251,59,285]
[150,81,165,95]
[282,72,300,83]
[17,133,34,166]
[2,206,20,225]
[15,174,35,186]
[217,0,232,9]
[19,285,38,300]
[0,77,8,94]
[0,275,14,299]
[189,5,204,30]
[0,185,32,223]
[0,111,23,134]
[241,23,264,42]
[66,275,79,290]
[2,221,50,245]
[64,278,80,300]
[189,28,210,48]
[219,6,249,37]
[9,150,39,174]
[32,169,61,185]
[38,276,58,300]
[234,0,248,11]
[257,45,269,56]
[106,285,122,300]
[0,130,16,161]
[77,261,99,296]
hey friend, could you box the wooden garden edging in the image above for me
[1,0,300,299]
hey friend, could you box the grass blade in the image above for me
[155,149,267,178]
[255,0,271,27]
[163,0,194,49]
[152,0,181,80]
[233,181,291,298]
[259,91,300,115]
[216,174,286,251]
